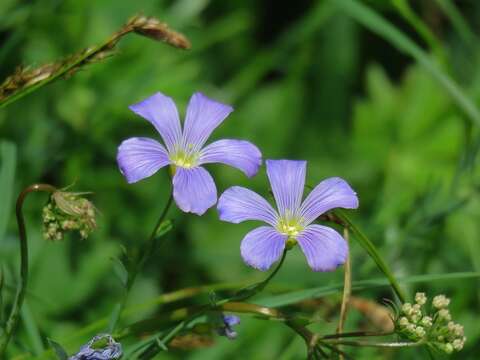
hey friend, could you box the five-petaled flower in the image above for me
[117,92,262,215]
[217,160,359,271]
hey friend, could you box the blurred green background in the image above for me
[1,0,480,358]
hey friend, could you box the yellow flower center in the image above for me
[277,218,304,237]
[170,149,199,169]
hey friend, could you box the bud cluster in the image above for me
[42,191,96,241]
[395,292,466,354]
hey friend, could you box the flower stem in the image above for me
[333,210,407,303]
[0,184,57,357]
[149,249,289,354]
[109,189,174,332]
[324,339,425,348]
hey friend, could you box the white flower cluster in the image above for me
[396,292,466,354]
[42,191,96,241]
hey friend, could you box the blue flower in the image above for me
[218,160,359,271]
[117,92,262,215]
[217,315,240,340]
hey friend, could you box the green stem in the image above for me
[333,210,407,303]
[324,339,425,348]
[0,184,57,357]
[153,250,289,352]
[109,189,174,332]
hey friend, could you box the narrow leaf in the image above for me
[47,338,69,360]
[0,140,16,242]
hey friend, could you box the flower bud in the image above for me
[432,294,450,309]
[415,292,427,305]
[42,190,96,241]
[438,309,451,321]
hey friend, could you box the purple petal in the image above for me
[117,137,170,183]
[300,177,358,225]
[296,224,348,272]
[129,92,182,152]
[218,186,278,226]
[266,160,306,218]
[223,315,240,327]
[182,92,233,150]
[240,226,287,271]
[172,166,217,215]
[199,139,262,177]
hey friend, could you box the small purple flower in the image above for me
[217,315,240,340]
[217,160,359,271]
[117,92,262,215]
[69,334,122,360]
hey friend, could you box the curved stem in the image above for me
[110,189,174,332]
[0,184,56,356]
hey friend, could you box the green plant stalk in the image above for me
[109,190,174,332]
[333,210,406,303]
[0,15,190,109]
[391,0,444,61]
[0,184,57,357]
[324,339,425,348]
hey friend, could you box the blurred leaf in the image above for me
[335,0,480,127]
[0,140,16,242]
[47,338,68,360]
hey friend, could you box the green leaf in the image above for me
[154,219,173,239]
[47,338,69,360]
[0,140,16,242]
[334,0,480,128]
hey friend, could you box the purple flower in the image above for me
[217,315,240,340]
[69,334,122,360]
[117,92,262,215]
[217,160,359,271]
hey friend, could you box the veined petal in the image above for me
[129,92,182,152]
[199,139,262,177]
[218,186,278,226]
[182,92,233,150]
[173,166,217,215]
[296,224,348,272]
[300,177,358,225]
[266,160,306,218]
[117,137,170,183]
[240,226,287,271]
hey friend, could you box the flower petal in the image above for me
[240,226,287,271]
[129,92,182,152]
[300,177,358,225]
[173,166,217,215]
[296,224,348,272]
[266,159,306,218]
[183,92,233,150]
[117,137,170,183]
[218,186,278,226]
[199,139,262,177]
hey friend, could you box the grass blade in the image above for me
[335,0,480,128]
[0,140,16,242]
[256,272,480,308]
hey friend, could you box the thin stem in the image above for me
[324,339,426,348]
[153,250,289,352]
[337,227,351,360]
[333,210,407,303]
[109,189,174,332]
[321,330,394,340]
[0,184,57,357]
[337,227,351,334]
